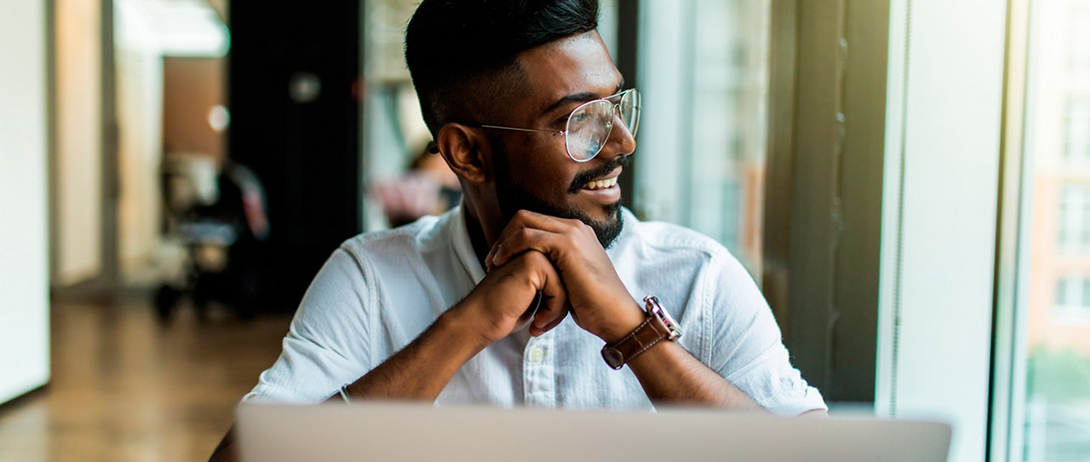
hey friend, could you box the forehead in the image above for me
[516,32,622,115]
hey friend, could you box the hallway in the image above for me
[0,295,290,462]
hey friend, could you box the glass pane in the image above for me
[1057,278,1070,307]
[1019,0,1090,459]
[1082,278,1090,307]
[1066,98,1090,163]
[633,0,769,279]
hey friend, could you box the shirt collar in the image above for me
[451,205,487,285]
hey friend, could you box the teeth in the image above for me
[583,177,618,190]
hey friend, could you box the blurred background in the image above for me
[0,0,1087,461]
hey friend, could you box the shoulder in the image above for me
[617,209,761,317]
[337,212,451,266]
[618,208,737,267]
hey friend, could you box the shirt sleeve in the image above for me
[704,250,827,416]
[242,247,374,404]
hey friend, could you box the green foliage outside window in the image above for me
[1027,346,1090,403]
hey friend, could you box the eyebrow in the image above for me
[540,79,626,116]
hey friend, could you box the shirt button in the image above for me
[529,347,545,363]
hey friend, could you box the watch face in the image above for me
[645,296,681,340]
[659,306,679,330]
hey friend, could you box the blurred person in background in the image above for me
[369,143,461,228]
[158,156,270,322]
[211,1,824,459]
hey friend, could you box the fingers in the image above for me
[522,251,569,337]
[486,210,585,271]
[529,300,571,337]
[530,286,568,337]
[490,228,561,270]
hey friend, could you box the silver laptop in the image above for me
[237,402,950,462]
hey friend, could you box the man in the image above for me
[210,0,824,459]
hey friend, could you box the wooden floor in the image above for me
[0,293,291,462]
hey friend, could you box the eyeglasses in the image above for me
[476,88,641,162]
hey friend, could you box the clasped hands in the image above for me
[458,210,645,346]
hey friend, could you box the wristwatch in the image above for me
[601,296,682,370]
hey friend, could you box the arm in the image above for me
[586,297,765,410]
[486,210,772,411]
[209,251,571,462]
[600,246,827,414]
[627,335,764,409]
[333,306,489,401]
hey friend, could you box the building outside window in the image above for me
[1055,275,1090,319]
[1059,184,1090,250]
[1064,98,1090,164]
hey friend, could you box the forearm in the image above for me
[627,341,764,411]
[336,305,488,401]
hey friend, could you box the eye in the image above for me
[570,112,588,124]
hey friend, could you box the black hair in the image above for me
[405,0,600,137]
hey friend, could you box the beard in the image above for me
[492,145,629,249]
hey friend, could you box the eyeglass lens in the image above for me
[565,89,641,161]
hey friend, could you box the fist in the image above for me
[458,250,570,344]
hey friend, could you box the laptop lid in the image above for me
[237,402,950,462]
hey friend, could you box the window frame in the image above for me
[989,0,1033,461]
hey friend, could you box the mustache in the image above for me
[567,154,633,194]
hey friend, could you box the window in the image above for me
[1059,185,1090,250]
[1000,1,1090,460]
[1055,275,1090,318]
[634,0,769,278]
[1064,98,1090,164]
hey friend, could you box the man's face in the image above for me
[489,32,637,248]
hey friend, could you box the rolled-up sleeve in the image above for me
[243,247,374,404]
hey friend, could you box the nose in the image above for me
[600,108,636,160]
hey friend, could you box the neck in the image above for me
[462,199,502,270]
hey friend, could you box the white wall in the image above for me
[55,0,103,285]
[0,0,51,403]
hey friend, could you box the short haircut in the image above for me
[405,0,600,137]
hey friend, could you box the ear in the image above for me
[435,123,492,185]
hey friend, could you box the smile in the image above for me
[583,177,618,190]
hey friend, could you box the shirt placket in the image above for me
[522,331,556,407]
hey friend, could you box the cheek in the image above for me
[507,138,577,193]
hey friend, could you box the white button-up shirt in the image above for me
[244,206,826,415]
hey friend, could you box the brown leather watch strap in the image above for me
[601,313,672,370]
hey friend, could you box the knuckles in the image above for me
[562,232,581,250]
[514,209,535,222]
[516,227,536,244]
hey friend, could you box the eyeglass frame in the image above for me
[471,88,641,163]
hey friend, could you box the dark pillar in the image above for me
[228,2,362,313]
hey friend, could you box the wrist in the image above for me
[595,299,646,344]
[436,302,493,355]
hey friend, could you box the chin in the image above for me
[580,201,624,249]
[593,201,622,223]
